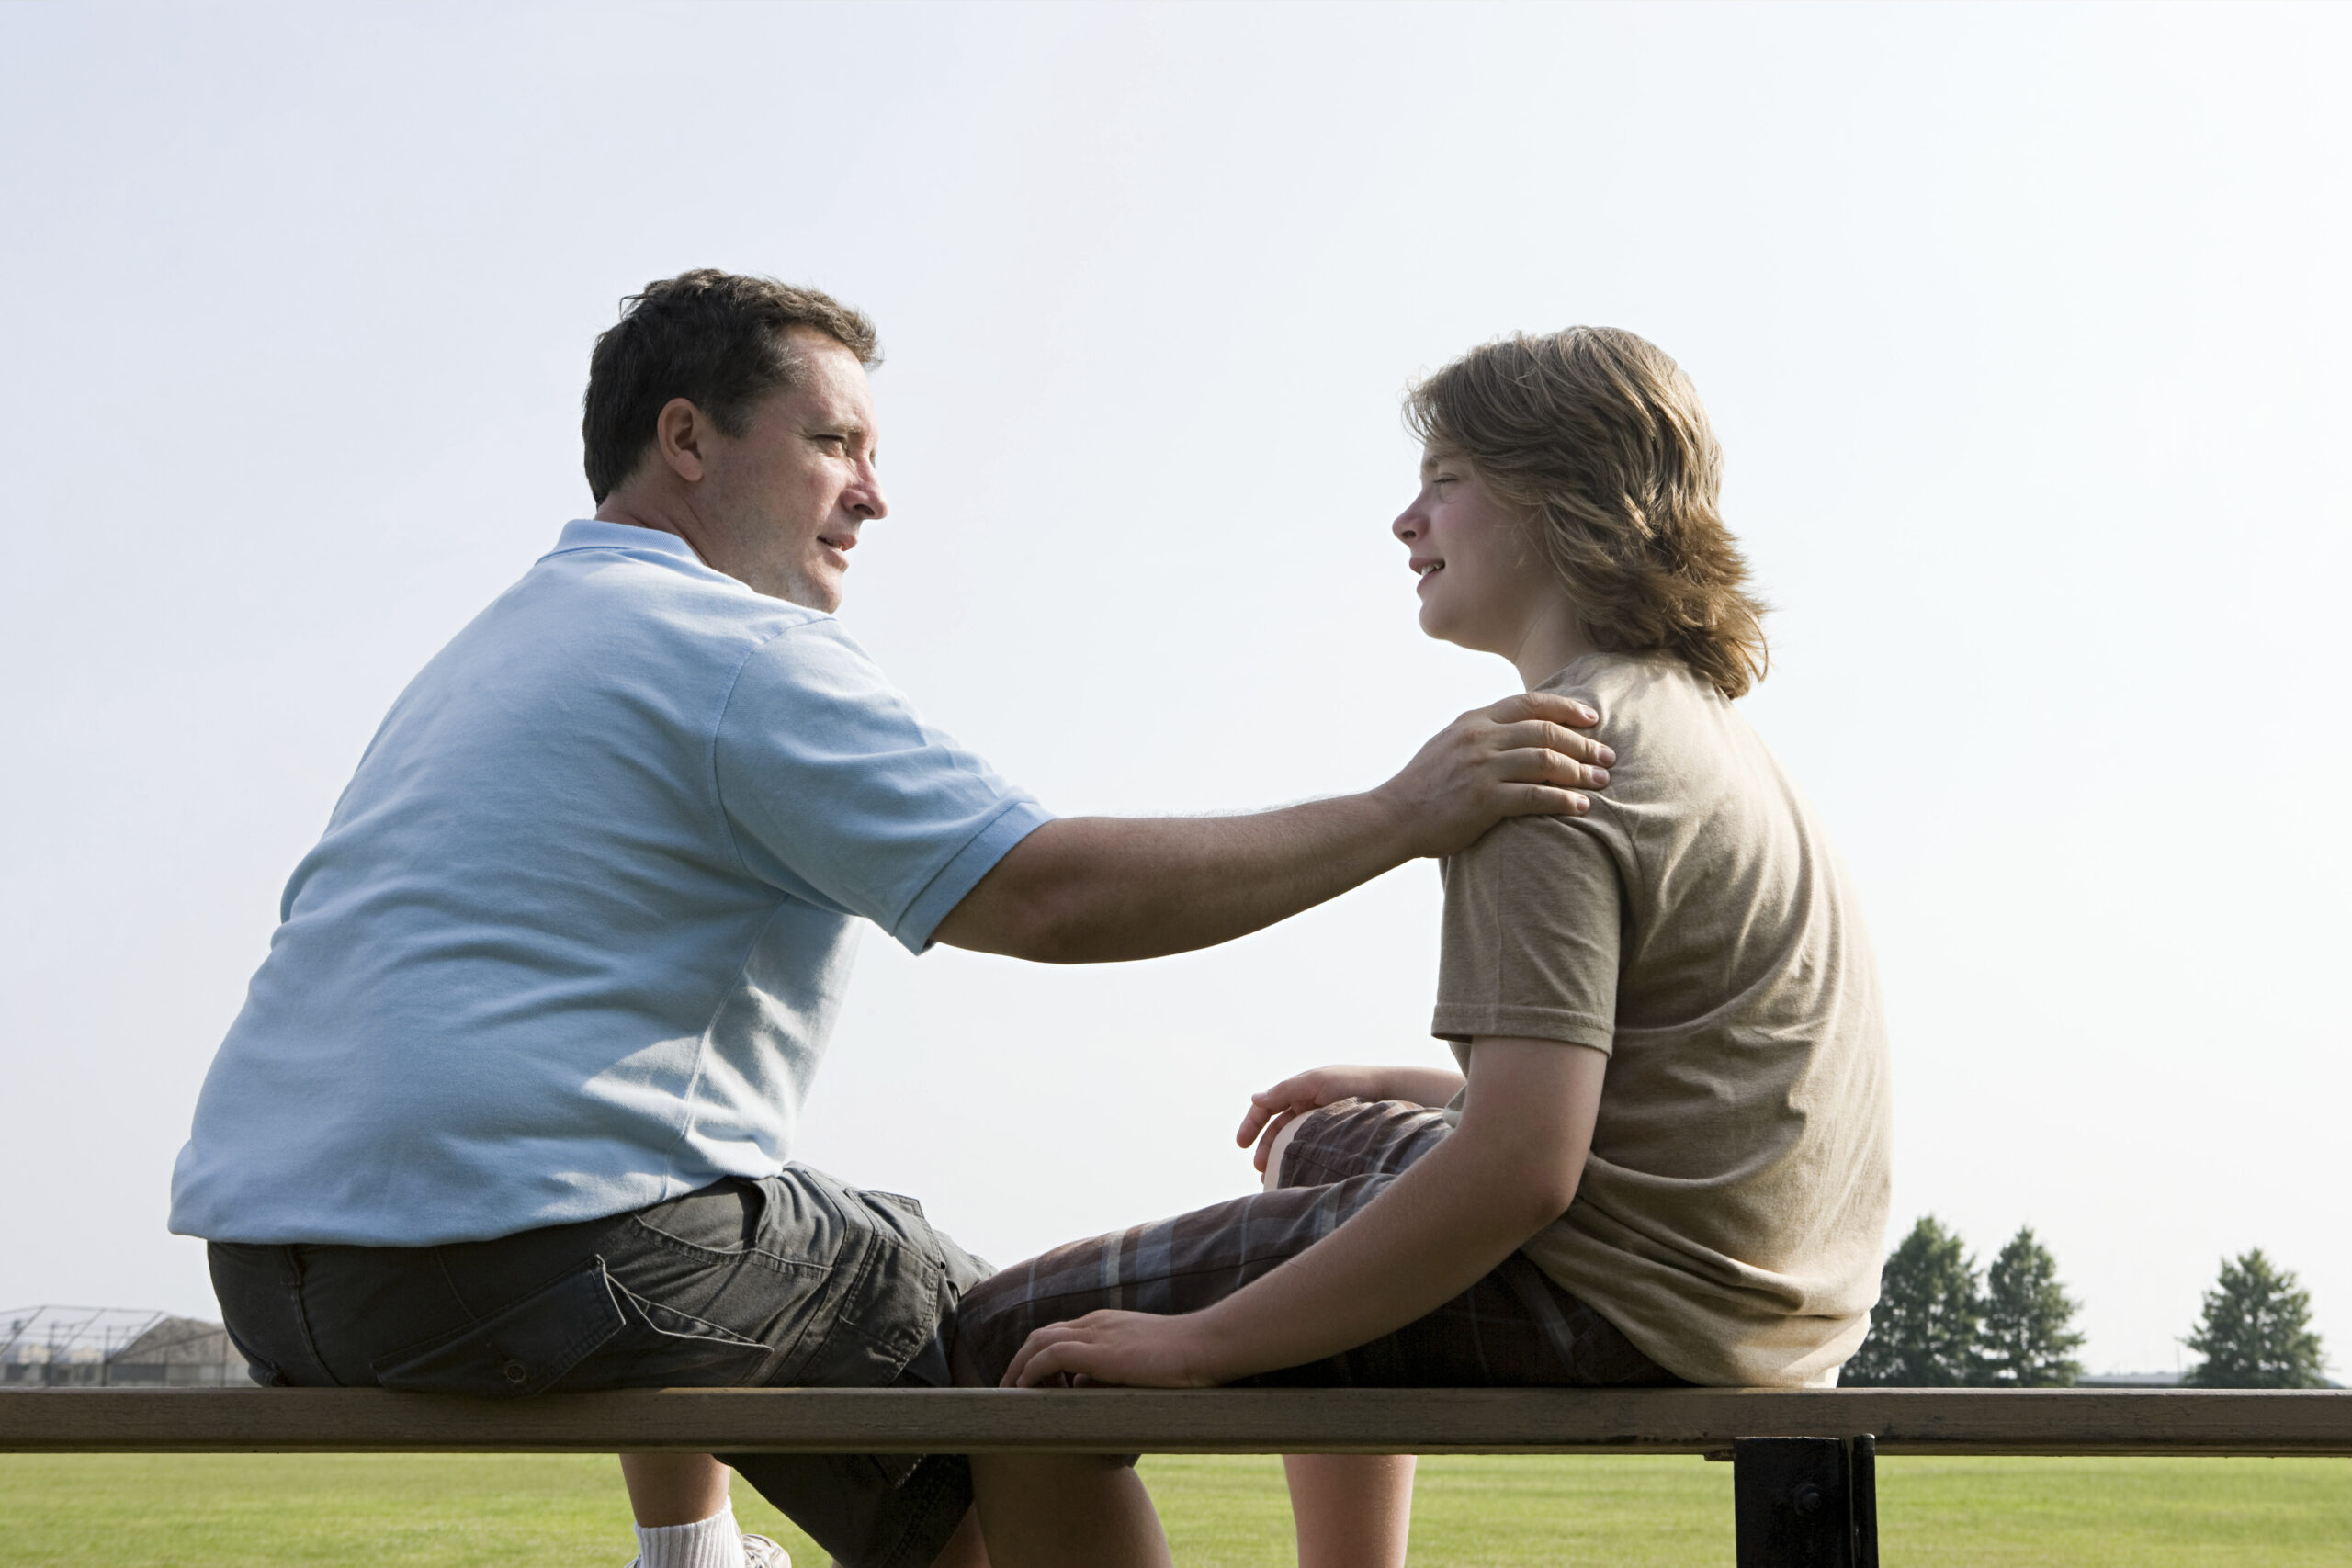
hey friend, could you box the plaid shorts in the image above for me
[949,1098,1679,1391]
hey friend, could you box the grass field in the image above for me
[3,1451,2346,1565]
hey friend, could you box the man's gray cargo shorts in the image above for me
[209,1168,990,1568]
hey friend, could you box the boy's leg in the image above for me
[967,1455,1170,1568]
[951,1102,1450,1567]
[1283,1455,1416,1568]
[1262,1108,1430,1568]
[949,1167,1394,1567]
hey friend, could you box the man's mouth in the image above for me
[1414,560,1443,581]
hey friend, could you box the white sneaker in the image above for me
[622,1537,788,1568]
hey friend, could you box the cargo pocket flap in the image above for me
[370,1256,628,1396]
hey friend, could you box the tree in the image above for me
[1978,1225,2085,1387]
[1844,1215,1983,1386]
[2183,1249,2329,1389]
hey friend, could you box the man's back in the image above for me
[169,520,1047,1248]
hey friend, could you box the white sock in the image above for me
[634,1501,747,1568]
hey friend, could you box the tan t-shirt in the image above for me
[1435,652,1891,1388]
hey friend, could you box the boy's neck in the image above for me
[1510,603,1601,692]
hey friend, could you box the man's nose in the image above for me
[1392,508,1420,544]
[848,463,888,521]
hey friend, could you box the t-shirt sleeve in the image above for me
[1432,812,1623,1053]
[712,621,1054,953]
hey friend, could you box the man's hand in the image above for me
[1003,1309,1224,1390]
[1373,692,1614,860]
[1236,1064,1467,1174]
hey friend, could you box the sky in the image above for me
[2,2,2346,1379]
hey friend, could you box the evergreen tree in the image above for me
[1844,1215,1983,1386]
[2183,1249,2329,1389]
[1978,1225,2085,1387]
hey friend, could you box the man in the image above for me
[168,269,1613,1568]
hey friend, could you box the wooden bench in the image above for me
[7,1385,2350,1566]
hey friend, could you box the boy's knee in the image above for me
[1261,1115,1311,1192]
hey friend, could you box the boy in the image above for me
[952,327,1893,1568]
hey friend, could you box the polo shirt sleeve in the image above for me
[712,620,1054,953]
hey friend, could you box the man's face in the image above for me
[695,330,886,611]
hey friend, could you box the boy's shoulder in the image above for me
[1539,650,1714,719]
[1541,652,1739,782]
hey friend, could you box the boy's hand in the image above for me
[1237,1066,1420,1173]
[1003,1309,1225,1390]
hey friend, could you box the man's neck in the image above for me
[594,493,717,570]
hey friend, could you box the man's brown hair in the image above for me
[582,269,880,503]
[1407,328,1769,699]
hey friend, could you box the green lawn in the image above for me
[2,1451,2346,1565]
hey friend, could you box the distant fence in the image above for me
[1,1306,258,1388]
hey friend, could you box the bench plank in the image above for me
[6,1387,2350,1457]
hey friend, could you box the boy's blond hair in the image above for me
[1407,328,1769,700]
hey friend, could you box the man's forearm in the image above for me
[935,795,1414,964]
[933,691,1613,963]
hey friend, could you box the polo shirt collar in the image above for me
[552,518,705,562]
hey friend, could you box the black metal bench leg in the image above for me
[1733,1434,1879,1567]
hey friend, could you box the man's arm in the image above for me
[1001,1037,1605,1388]
[931,693,1613,964]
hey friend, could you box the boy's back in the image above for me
[1436,651,1892,1388]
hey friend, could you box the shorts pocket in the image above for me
[632,1179,834,1281]
[596,1281,771,1388]
[371,1257,628,1396]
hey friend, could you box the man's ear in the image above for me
[654,397,708,483]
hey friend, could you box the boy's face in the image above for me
[1392,447,1557,658]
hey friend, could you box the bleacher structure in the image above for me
[0,1305,256,1388]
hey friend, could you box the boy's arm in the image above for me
[1002,1037,1604,1389]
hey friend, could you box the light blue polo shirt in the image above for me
[169,521,1052,1247]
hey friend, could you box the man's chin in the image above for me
[771,570,844,614]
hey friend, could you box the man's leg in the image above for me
[620,1455,734,1526]
[926,1506,989,1568]
[620,1459,985,1568]
[618,1454,771,1568]
[210,1170,991,1568]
